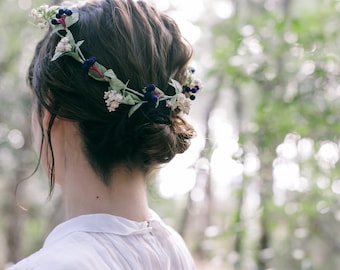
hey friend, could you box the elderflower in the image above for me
[30,8,40,20]
[30,8,47,28]
[55,37,72,53]
[30,5,54,29]
[167,93,191,114]
[37,4,49,12]
[104,90,123,112]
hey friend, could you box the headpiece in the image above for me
[30,5,202,117]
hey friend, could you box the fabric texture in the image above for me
[8,211,196,270]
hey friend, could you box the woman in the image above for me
[10,0,201,269]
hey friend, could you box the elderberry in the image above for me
[65,9,73,16]
[82,56,97,73]
[183,86,191,92]
[145,84,156,92]
[144,91,158,107]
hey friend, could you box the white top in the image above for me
[8,212,196,270]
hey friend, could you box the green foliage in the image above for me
[205,0,340,269]
[3,0,340,269]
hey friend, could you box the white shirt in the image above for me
[8,212,196,270]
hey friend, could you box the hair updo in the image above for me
[28,0,195,187]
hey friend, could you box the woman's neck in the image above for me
[47,119,151,222]
[61,167,150,221]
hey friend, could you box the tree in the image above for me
[194,0,340,269]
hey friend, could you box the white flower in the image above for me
[191,78,204,91]
[37,5,49,12]
[104,90,123,112]
[166,93,191,114]
[30,7,48,28]
[55,37,72,53]
[30,8,39,19]
[37,22,48,29]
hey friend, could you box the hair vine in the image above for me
[30,5,203,117]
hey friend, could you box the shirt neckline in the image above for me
[44,211,162,247]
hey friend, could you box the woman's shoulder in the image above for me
[7,214,151,270]
[8,233,111,270]
[8,213,196,270]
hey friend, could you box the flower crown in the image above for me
[30,5,202,117]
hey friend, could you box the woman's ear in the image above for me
[41,109,60,132]
[41,109,51,131]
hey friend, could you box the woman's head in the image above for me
[29,0,196,190]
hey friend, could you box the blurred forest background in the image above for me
[2,0,340,269]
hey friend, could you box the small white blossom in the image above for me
[38,5,49,12]
[166,93,191,114]
[191,78,204,91]
[30,5,52,29]
[37,22,48,29]
[104,90,123,112]
[30,8,39,19]
[55,37,72,53]
[30,8,47,28]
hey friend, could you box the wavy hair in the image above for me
[28,0,195,193]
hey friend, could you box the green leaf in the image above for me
[51,52,63,61]
[76,40,84,48]
[128,102,145,117]
[110,77,126,91]
[108,71,127,90]
[169,79,182,94]
[104,69,116,79]
[125,91,142,102]
[122,94,138,105]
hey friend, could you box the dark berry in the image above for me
[144,92,158,107]
[82,57,96,73]
[88,56,96,65]
[51,19,59,25]
[184,86,191,92]
[65,9,73,16]
[146,84,156,92]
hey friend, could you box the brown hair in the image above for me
[28,0,195,191]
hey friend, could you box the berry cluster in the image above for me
[183,85,199,100]
[51,8,73,28]
[144,84,160,107]
[182,68,201,100]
